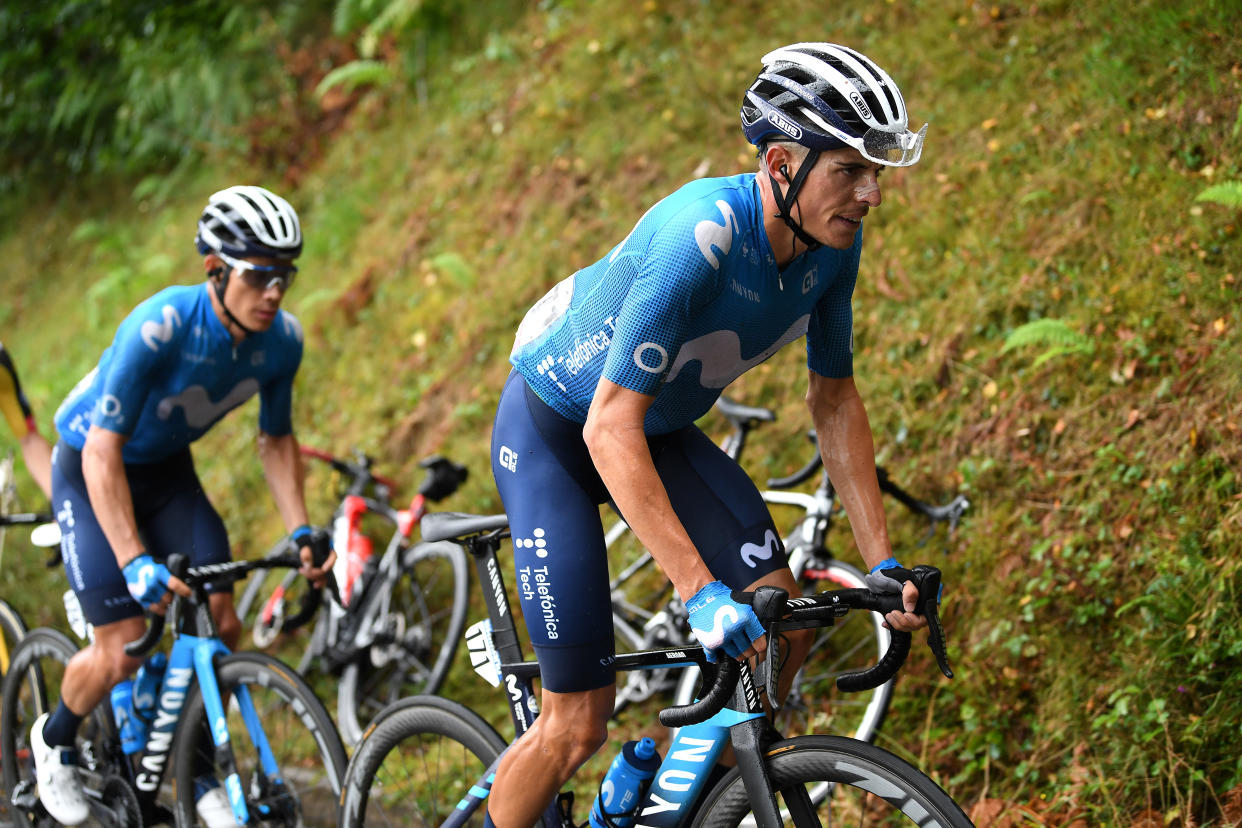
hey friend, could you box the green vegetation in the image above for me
[2,0,1240,823]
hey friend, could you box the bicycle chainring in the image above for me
[100,774,144,828]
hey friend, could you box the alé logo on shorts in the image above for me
[498,444,518,473]
[140,305,182,352]
[740,528,780,568]
[135,665,195,791]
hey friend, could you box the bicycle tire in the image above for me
[236,540,321,650]
[0,628,118,826]
[671,560,892,745]
[0,598,28,681]
[691,734,974,828]
[171,651,347,828]
[338,695,506,828]
[336,540,469,746]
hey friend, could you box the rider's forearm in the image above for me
[19,431,52,500]
[81,427,146,568]
[584,389,713,601]
[807,378,893,571]
[258,431,309,533]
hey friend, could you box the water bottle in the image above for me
[110,680,145,754]
[589,737,661,828]
[131,652,168,724]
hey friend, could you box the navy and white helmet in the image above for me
[741,42,926,167]
[195,185,303,260]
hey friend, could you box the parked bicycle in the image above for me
[236,446,471,745]
[1,550,347,827]
[338,511,974,827]
[0,450,57,684]
[607,396,969,747]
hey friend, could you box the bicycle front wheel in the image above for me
[338,695,506,828]
[172,652,347,828]
[0,628,118,826]
[337,540,469,746]
[692,735,974,828]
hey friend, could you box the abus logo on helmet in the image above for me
[849,91,873,120]
[768,111,802,140]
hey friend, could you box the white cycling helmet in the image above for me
[741,42,926,168]
[195,185,302,260]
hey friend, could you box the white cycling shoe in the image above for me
[195,778,243,828]
[30,712,90,826]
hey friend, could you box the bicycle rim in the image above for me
[337,540,468,746]
[782,561,893,743]
[0,598,28,680]
[173,652,346,828]
[0,628,118,826]
[694,735,974,828]
[339,695,505,828]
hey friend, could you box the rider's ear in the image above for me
[204,254,224,280]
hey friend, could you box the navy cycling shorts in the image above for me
[50,441,232,626]
[491,372,788,693]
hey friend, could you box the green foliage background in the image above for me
[2,0,1241,824]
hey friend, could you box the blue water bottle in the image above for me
[132,652,167,724]
[589,737,661,828]
[110,680,146,754]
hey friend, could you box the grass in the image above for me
[3,0,1242,823]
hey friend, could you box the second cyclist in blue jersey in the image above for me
[33,186,334,828]
[488,43,934,827]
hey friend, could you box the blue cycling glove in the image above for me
[685,580,765,664]
[123,554,172,606]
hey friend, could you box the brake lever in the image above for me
[912,565,954,679]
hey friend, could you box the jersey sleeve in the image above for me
[806,234,862,379]
[91,299,180,437]
[258,312,304,436]
[601,219,722,397]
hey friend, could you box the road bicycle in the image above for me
[235,446,471,746]
[338,511,975,827]
[1,550,347,827]
[607,396,969,747]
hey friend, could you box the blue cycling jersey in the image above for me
[510,173,861,433]
[54,283,303,463]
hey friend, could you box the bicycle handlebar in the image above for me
[659,565,952,728]
[123,550,310,658]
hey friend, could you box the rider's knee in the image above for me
[96,643,144,686]
[541,705,609,768]
[214,605,242,650]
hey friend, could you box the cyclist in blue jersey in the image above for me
[0,342,52,498]
[487,43,932,827]
[32,185,335,827]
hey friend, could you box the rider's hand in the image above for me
[292,525,334,588]
[123,554,190,611]
[685,580,766,664]
[864,557,929,633]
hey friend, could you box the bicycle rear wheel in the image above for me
[172,652,347,828]
[338,695,506,828]
[0,628,118,826]
[336,540,469,746]
[692,735,974,827]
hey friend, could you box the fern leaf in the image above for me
[314,60,393,99]
[1195,181,1242,208]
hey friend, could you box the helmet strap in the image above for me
[768,148,823,255]
[210,270,257,338]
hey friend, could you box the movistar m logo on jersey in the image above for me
[694,201,738,270]
[665,315,811,388]
[155,378,260,429]
[141,305,182,352]
[768,111,803,141]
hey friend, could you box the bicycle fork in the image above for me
[186,637,286,825]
